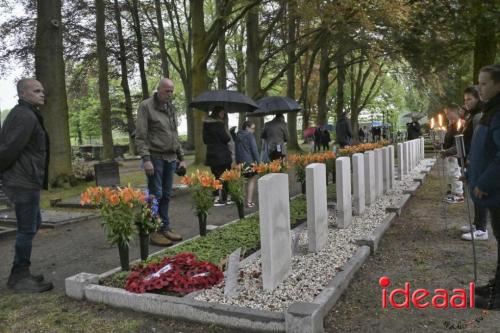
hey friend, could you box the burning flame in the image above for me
[457,119,463,131]
[438,114,443,128]
[430,117,435,129]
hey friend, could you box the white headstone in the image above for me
[364,151,376,206]
[258,173,292,290]
[382,147,390,193]
[306,163,328,252]
[397,143,404,180]
[421,137,425,160]
[374,148,384,197]
[352,153,365,215]
[388,145,395,189]
[404,142,410,174]
[224,248,241,298]
[336,157,352,228]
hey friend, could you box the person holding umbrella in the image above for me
[203,106,233,206]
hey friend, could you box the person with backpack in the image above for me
[468,64,500,309]
[261,114,288,161]
[232,121,260,208]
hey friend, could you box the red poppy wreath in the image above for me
[124,252,224,294]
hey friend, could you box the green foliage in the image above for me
[100,203,137,247]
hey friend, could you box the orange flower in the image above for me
[80,191,91,205]
[181,175,193,185]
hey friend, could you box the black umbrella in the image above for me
[189,90,258,113]
[248,96,301,117]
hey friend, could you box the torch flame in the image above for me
[438,114,443,128]
[430,117,435,129]
[457,119,462,131]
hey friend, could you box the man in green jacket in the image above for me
[135,78,186,246]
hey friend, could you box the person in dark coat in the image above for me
[406,119,422,140]
[203,106,233,206]
[358,127,366,143]
[233,121,260,208]
[469,64,500,309]
[321,128,331,151]
[313,126,322,152]
[0,78,53,293]
[335,112,352,148]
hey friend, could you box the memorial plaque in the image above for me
[94,161,120,187]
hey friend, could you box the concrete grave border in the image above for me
[354,213,397,254]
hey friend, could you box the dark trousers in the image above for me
[4,187,42,274]
[314,141,321,152]
[474,203,488,232]
[322,143,329,151]
[490,206,500,289]
[210,164,231,202]
[147,157,176,231]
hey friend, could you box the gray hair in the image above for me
[16,78,36,96]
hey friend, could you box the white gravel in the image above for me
[194,160,429,312]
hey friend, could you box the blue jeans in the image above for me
[4,187,42,274]
[147,157,176,231]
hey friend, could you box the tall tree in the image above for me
[216,0,227,90]
[154,0,169,77]
[95,0,114,160]
[316,38,331,126]
[113,0,136,155]
[35,0,73,184]
[472,1,498,82]
[129,0,149,99]
[286,0,300,150]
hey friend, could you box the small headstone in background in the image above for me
[94,161,120,187]
[364,151,375,206]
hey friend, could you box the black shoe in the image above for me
[7,272,44,287]
[475,292,500,310]
[475,279,494,298]
[7,275,53,293]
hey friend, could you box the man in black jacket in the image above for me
[0,78,53,293]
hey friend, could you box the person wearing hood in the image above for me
[468,64,500,310]
[203,106,233,206]
[232,121,260,208]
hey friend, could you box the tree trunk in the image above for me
[317,41,330,126]
[35,0,73,185]
[191,0,209,164]
[335,51,346,120]
[216,0,227,90]
[131,0,149,100]
[154,0,169,77]
[95,0,114,160]
[472,2,497,83]
[286,1,300,151]
[245,6,262,146]
[114,0,136,155]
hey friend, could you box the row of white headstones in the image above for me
[257,138,425,291]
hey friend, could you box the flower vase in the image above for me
[139,233,149,261]
[118,243,130,271]
[198,213,207,236]
[236,202,245,219]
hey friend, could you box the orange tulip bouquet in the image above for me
[81,186,146,270]
[181,170,222,236]
[251,159,288,176]
[220,167,246,219]
[289,151,336,193]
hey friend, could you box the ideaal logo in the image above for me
[379,276,475,309]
